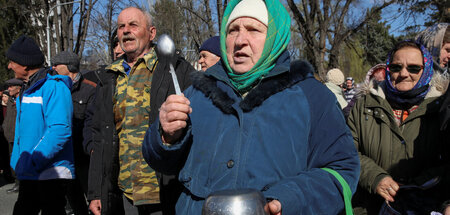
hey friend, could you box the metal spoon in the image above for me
[157,34,181,95]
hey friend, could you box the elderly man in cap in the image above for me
[2,78,23,193]
[52,51,96,215]
[198,36,221,71]
[6,35,74,215]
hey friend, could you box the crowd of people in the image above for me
[0,0,449,215]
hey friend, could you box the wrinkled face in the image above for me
[226,17,267,74]
[8,85,21,97]
[53,64,70,76]
[440,42,450,68]
[114,42,125,60]
[8,61,28,80]
[117,8,156,58]
[198,50,220,71]
[389,47,424,92]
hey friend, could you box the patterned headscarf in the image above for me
[385,40,434,109]
[415,23,449,66]
[220,0,291,94]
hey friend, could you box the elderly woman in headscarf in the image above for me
[416,23,450,74]
[348,40,450,214]
[142,0,360,214]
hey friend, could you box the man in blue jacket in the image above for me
[7,35,74,215]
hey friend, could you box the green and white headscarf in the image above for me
[220,0,291,94]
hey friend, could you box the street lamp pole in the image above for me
[46,0,81,66]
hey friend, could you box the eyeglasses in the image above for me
[388,64,423,74]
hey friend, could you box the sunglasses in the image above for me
[388,64,423,74]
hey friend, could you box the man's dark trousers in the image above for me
[13,179,69,215]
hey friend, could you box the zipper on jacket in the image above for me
[33,135,45,151]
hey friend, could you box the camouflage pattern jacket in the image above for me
[86,48,194,215]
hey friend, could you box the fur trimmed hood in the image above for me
[355,72,449,100]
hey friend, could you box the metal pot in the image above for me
[202,189,267,215]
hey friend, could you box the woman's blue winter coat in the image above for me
[143,52,360,214]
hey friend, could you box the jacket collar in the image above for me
[205,51,291,85]
[25,73,72,95]
[71,73,84,92]
[106,47,157,75]
[192,52,314,114]
[363,76,446,126]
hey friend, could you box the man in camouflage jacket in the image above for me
[86,7,194,215]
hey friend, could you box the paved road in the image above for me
[0,177,17,215]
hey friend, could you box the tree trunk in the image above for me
[203,0,214,36]
[77,0,95,59]
[286,0,395,81]
[216,0,222,29]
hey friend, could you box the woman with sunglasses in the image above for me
[347,40,450,214]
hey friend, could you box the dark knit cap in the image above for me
[199,36,221,57]
[6,35,45,67]
[52,51,80,73]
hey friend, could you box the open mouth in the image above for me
[122,37,135,44]
[233,52,249,62]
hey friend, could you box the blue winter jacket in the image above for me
[10,72,74,181]
[143,52,360,214]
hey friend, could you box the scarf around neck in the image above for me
[220,0,291,94]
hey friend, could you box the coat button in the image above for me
[227,160,234,168]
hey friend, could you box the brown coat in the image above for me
[2,97,17,143]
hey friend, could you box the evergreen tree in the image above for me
[355,9,395,68]
[151,0,186,49]
[0,0,39,82]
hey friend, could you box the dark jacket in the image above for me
[85,49,194,215]
[348,76,450,214]
[440,81,450,133]
[143,54,361,214]
[71,74,96,166]
[2,97,17,143]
